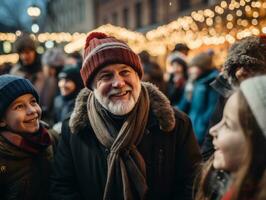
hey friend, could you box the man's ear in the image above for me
[0,119,6,128]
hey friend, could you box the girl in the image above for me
[0,75,56,200]
[195,75,266,200]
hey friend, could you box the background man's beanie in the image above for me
[173,43,190,53]
[80,32,143,88]
[58,65,83,90]
[240,75,266,137]
[224,34,266,77]
[14,34,36,53]
[0,75,39,117]
[42,48,66,67]
[189,52,213,71]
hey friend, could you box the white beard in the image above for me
[94,84,141,116]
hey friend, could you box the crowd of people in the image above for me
[0,32,265,200]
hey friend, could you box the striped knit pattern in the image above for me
[0,75,39,117]
[81,34,143,88]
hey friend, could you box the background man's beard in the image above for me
[94,84,141,116]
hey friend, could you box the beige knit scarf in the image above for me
[87,84,150,200]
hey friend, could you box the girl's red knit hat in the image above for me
[80,32,143,88]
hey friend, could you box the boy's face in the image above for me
[0,94,41,134]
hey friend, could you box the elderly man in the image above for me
[50,32,201,200]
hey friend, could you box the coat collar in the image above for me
[69,82,175,134]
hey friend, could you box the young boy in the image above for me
[0,75,55,200]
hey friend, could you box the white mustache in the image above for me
[108,86,132,96]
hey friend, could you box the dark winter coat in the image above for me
[53,95,76,123]
[49,86,202,200]
[0,129,56,200]
[10,54,45,96]
[203,169,231,200]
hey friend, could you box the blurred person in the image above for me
[0,62,13,75]
[166,56,188,105]
[10,33,45,94]
[0,75,57,200]
[177,51,219,146]
[53,66,83,133]
[166,43,189,80]
[65,51,83,68]
[169,43,190,61]
[195,75,266,200]
[50,32,202,200]
[139,50,166,93]
[41,48,65,124]
[202,34,266,159]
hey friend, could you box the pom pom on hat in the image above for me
[85,32,108,50]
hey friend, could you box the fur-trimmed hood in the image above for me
[224,35,266,76]
[69,82,175,134]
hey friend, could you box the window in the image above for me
[179,0,190,11]
[150,0,157,24]
[123,8,129,28]
[135,2,142,28]
[112,12,118,25]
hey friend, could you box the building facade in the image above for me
[45,0,95,33]
[96,0,213,31]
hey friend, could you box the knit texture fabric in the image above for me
[0,75,39,117]
[240,75,266,138]
[80,32,143,88]
[189,52,213,71]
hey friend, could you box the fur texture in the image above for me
[224,35,266,76]
[69,82,175,134]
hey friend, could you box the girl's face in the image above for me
[210,93,247,172]
[0,94,41,134]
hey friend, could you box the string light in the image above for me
[0,0,265,57]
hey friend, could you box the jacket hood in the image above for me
[69,82,176,133]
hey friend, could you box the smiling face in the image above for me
[20,49,36,66]
[93,64,141,116]
[58,78,76,96]
[210,92,247,172]
[0,94,41,134]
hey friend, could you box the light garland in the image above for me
[145,0,266,54]
[0,0,265,57]
[0,53,19,65]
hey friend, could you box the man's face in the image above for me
[93,64,141,116]
[19,49,36,66]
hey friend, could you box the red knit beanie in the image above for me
[80,32,143,88]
